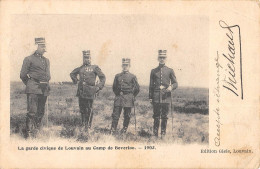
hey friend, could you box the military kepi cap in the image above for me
[122,58,130,65]
[35,37,45,46]
[158,50,167,57]
[83,50,91,58]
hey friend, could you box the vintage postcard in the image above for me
[0,0,259,168]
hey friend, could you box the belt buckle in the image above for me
[40,81,48,84]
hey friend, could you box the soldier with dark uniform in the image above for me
[110,58,140,135]
[70,50,106,134]
[20,37,51,138]
[149,50,178,138]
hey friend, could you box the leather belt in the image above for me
[81,81,95,86]
[154,89,164,91]
[120,91,133,94]
[31,78,48,84]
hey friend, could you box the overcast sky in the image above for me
[10,15,209,87]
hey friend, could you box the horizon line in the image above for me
[10,81,209,89]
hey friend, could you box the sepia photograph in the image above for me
[10,15,209,144]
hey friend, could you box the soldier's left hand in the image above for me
[96,87,100,93]
[160,85,164,89]
[166,85,172,91]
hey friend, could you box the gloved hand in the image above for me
[166,85,172,91]
[159,85,164,90]
[149,99,153,104]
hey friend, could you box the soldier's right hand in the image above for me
[149,99,153,104]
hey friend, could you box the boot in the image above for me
[25,131,33,140]
[84,114,90,134]
[35,116,43,130]
[153,118,160,137]
[81,113,89,135]
[35,118,40,130]
[122,116,130,134]
[120,127,128,134]
[110,119,118,135]
[81,113,86,130]
[25,116,34,139]
[161,119,167,138]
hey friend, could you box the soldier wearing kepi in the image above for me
[149,50,178,138]
[20,37,51,138]
[70,50,106,134]
[110,58,140,135]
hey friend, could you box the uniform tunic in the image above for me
[20,52,51,96]
[149,64,178,104]
[70,64,106,99]
[111,71,140,131]
[112,72,140,108]
[149,64,178,135]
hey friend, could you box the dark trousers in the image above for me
[111,106,131,132]
[152,103,169,136]
[26,94,47,133]
[79,97,93,128]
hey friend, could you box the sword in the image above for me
[88,106,94,129]
[35,82,49,131]
[88,80,99,129]
[42,83,49,129]
[88,92,97,129]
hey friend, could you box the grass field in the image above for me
[10,81,209,144]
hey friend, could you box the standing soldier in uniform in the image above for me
[110,58,140,135]
[149,50,178,138]
[70,50,106,134]
[20,37,51,138]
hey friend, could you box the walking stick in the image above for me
[46,97,49,128]
[133,99,136,135]
[170,93,173,137]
